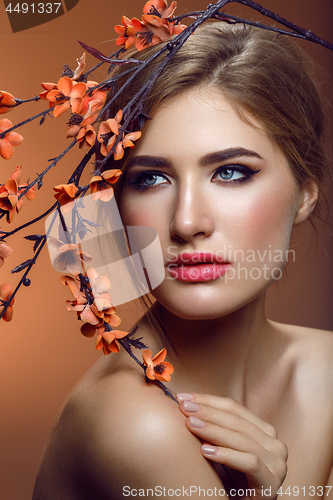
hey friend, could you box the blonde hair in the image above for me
[109,23,329,204]
[104,22,330,345]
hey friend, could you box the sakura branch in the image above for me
[0,0,332,409]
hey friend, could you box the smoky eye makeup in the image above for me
[127,164,261,192]
[126,170,170,192]
[212,164,261,183]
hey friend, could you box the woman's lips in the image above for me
[167,252,231,282]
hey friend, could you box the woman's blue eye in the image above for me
[128,165,260,191]
[143,174,165,186]
[128,171,168,191]
[214,165,260,183]
[217,168,243,181]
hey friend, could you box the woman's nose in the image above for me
[169,182,215,242]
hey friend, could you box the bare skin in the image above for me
[33,316,333,499]
[33,90,333,499]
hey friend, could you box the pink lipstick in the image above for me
[167,252,230,282]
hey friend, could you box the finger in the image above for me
[186,415,265,454]
[185,416,284,473]
[179,400,288,462]
[201,444,269,483]
[177,393,277,438]
[201,445,287,493]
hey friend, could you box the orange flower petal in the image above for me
[62,200,76,213]
[15,197,24,213]
[0,242,13,259]
[10,166,22,184]
[45,89,61,102]
[80,305,100,325]
[101,331,116,344]
[78,126,96,149]
[81,322,97,338]
[71,82,87,99]
[53,101,70,118]
[113,142,124,160]
[142,349,153,366]
[143,0,166,14]
[0,118,12,133]
[102,169,122,183]
[115,25,126,36]
[122,137,134,149]
[67,125,81,138]
[0,140,14,160]
[54,183,78,198]
[115,109,123,123]
[89,175,102,187]
[73,52,86,80]
[18,184,36,201]
[142,14,163,28]
[109,313,121,327]
[58,77,73,96]
[98,187,114,202]
[48,237,64,252]
[4,178,18,195]
[107,339,121,353]
[111,329,129,339]
[122,15,133,27]
[151,348,167,365]
[145,365,156,380]
[6,131,23,147]
[71,99,83,115]
[94,297,112,311]
[107,118,120,136]
[60,275,83,299]
[0,282,13,300]
[96,333,105,350]
[40,82,57,92]
[0,305,13,322]
[0,91,16,113]
[98,120,113,138]
[132,17,147,31]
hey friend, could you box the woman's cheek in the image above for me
[231,191,298,276]
[121,198,157,227]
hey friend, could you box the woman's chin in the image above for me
[151,277,268,322]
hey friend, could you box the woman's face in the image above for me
[120,88,303,320]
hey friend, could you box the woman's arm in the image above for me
[33,370,227,500]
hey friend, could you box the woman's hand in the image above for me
[177,393,288,500]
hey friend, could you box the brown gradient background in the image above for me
[0,1,332,498]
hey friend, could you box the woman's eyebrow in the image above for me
[127,156,170,169]
[127,148,263,170]
[199,148,263,166]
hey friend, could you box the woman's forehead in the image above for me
[133,88,286,167]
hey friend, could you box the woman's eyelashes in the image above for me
[127,171,169,192]
[127,165,261,192]
[213,164,261,183]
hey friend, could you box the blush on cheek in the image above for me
[235,193,297,268]
[123,211,151,227]
[120,201,162,229]
[245,190,297,239]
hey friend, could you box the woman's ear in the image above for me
[293,181,319,225]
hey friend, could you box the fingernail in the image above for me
[182,401,200,412]
[176,393,193,402]
[202,444,218,455]
[188,416,205,428]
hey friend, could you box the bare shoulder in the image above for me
[272,320,333,402]
[33,352,222,500]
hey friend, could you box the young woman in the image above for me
[32,22,333,499]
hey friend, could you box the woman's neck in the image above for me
[146,293,276,404]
